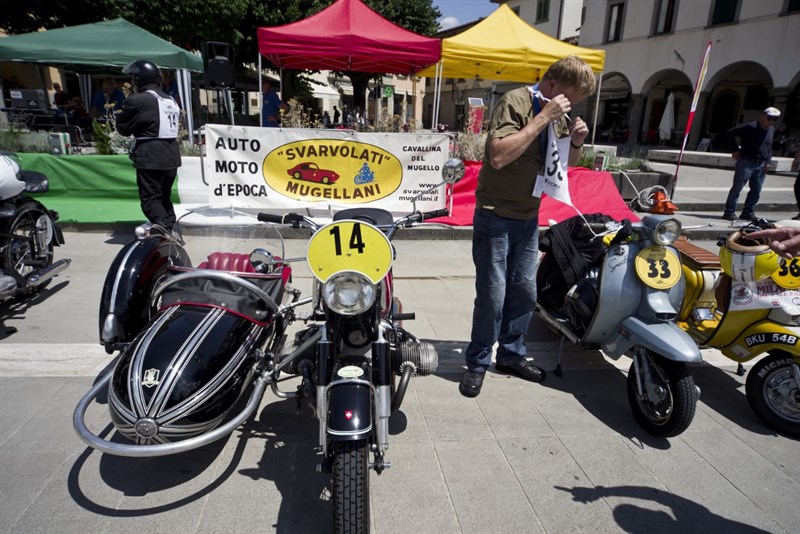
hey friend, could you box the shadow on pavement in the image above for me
[242,398,329,534]
[691,362,778,436]
[537,353,673,450]
[0,280,69,340]
[555,484,771,533]
[68,423,235,515]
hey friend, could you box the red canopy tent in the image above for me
[256,0,441,74]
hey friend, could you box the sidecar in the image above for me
[76,209,298,456]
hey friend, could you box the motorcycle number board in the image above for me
[634,246,681,289]
[772,257,800,289]
[307,220,393,283]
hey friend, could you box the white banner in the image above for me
[205,125,450,213]
[729,278,800,313]
[532,122,572,205]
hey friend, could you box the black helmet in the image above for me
[123,60,161,88]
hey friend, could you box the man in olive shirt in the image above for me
[459,56,596,397]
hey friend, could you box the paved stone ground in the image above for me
[2,224,799,533]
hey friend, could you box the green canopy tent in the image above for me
[0,18,203,142]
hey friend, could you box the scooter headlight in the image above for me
[322,271,376,316]
[653,218,682,245]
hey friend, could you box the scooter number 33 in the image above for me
[634,246,681,289]
[307,220,393,283]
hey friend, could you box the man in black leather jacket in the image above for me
[117,59,182,231]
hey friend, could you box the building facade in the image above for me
[579,0,800,151]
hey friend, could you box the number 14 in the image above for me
[329,224,366,255]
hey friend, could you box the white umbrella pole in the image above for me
[258,55,263,127]
[591,71,603,147]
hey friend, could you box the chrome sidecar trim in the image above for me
[73,369,271,457]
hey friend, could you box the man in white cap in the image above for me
[721,106,780,221]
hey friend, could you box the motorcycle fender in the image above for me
[327,382,372,441]
[99,236,191,347]
[721,323,800,363]
[0,197,63,245]
[604,316,703,363]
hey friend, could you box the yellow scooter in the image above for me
[675,224,800,437]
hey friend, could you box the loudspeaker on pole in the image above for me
[202,42,235,89]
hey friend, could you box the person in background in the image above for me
[773,123,788,157]
[90,77,126,118]
[52,83,70,109]
[458,55,595,398]
[333,105,341,125]
[116,60,181,233]
[67,96,91,129]
[721,107,780,221]
[161,70,181,108]
[261,80,287,127]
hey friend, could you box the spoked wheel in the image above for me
[332,439,369,534]
[1,202,54,295]
[745,352,800,437]
[627,350,698,437]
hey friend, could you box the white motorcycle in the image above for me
[0,153,70,301]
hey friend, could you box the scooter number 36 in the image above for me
[772,257,800,289]
[634,246,681,289]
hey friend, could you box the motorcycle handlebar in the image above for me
[257,212,303,224]
[407,209,449,224]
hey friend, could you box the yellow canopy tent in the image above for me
[419,4,606,140]
[418,4,605,81]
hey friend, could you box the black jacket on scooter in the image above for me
[116,85,181,170]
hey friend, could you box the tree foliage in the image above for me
[0,0,441,111]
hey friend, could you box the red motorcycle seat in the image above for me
[197,252,256,273]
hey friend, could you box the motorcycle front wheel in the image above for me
[332,439,369,534]
[745,352,800,437]
[1,202,54,295]
[627,351,698,437]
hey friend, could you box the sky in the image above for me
[434,0,498,31]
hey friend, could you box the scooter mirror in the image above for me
[441,158,465,185]
[250,248,278,274]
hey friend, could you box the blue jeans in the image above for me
[465,209,539,372]
[724,159,767,215]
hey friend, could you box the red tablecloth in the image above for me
[431,162,639,226]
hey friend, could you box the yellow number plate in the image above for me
[772,257,800,289]
[634,246,681,289]
[307,220,393,283]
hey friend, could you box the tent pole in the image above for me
[258,55,263,127]
[433,60,442,131]
[591,71,603,147]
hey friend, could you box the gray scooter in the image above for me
[536,214,702,437]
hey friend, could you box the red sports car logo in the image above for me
[287,162,339,185]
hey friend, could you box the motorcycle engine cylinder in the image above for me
[391,340,438,376]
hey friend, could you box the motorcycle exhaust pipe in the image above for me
[27,258,71,287]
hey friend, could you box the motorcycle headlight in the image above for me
[322,272,376,316]
[653,218,682,245]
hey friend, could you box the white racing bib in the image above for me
[146,90,180,139]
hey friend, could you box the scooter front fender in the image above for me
[326,380,373,441]
[604,316,703,363]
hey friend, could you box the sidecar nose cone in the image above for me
[134,418,159,439]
